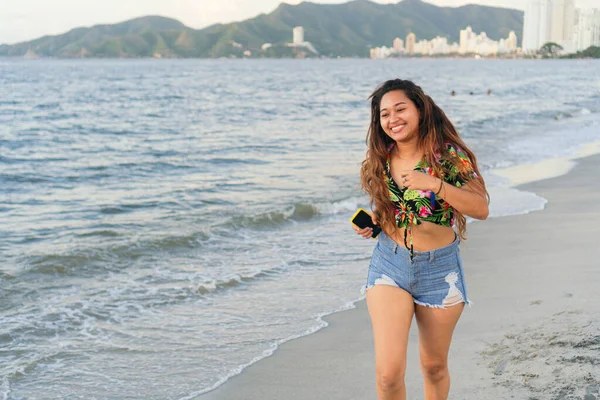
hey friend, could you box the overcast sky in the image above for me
[1,0,598,45]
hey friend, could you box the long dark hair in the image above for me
[360,79,488,240]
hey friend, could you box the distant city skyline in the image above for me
[1,0,598,45]
[369,26,518,58]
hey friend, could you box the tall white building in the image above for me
[293,26,304,44]
[393,37,404,53]
[524,0,578,51]
[550,0,577,44]
[563,0,577,43]
[575,9,600,50]
[506,31,518,51]
[459,26,476,54]
[523,0,552,51]
[405,33,416,55]
[551,0,565,41]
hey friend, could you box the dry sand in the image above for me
[199,154,600,400]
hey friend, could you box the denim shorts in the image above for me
[361,231,471,308]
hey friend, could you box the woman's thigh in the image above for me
[414,303,464,365]
[366,285,415,373]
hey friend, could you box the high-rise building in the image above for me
[393,37,404,53]
[459,26,475,54]
[523,0,552,51]
[550,0,566,42]
[563,0,577,43]
[293,26,304,44]
[430,36,449,54]
[506,31,518,51]
[524,0,579,51]
[550,0,577,42]
[523,0,538,50]
[575,8,600,50]
[405,33,416,55]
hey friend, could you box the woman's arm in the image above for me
[400,171,489,220]
[436,179,489,220]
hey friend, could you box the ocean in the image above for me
[1,58,599,399]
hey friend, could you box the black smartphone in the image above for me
[351,208,381,238]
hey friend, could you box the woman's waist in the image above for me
[382,222,457,252]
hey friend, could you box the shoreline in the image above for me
[198,152,600,400]
[491,140,600,187]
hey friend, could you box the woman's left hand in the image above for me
[400,170,439,192]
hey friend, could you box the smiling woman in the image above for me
[354,79,489,400]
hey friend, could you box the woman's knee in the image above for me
[420,359,448,382]
[375,363,406,393]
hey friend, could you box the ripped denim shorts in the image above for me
[361,230,471,308]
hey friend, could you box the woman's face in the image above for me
[379,90,420,143]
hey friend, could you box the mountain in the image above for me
[0,16,187,58]
[0,0,523,58]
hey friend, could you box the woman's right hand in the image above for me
[352,214,378,239]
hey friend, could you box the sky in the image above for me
[1,0,598,45]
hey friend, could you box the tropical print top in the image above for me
[385,143,478,232]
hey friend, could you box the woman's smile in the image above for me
[390,124,406,134]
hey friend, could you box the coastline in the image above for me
[491,140,600,187]
[197,152,600,400]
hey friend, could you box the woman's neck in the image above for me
[393,141,422,161]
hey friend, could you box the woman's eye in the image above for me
[381,114,389,118]
[396,109,405,113]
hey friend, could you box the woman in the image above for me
[353,79,489,400]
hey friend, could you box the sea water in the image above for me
[1,58,599,399]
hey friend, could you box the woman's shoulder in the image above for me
[437,142,474,166]
[441,142,468,157]
[439,142,478,181]
[431,142,461,161]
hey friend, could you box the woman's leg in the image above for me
[366,285,415,400]
[414,303,464,400]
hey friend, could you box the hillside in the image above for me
[0,0,523,58]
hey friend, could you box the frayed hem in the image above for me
[414,299,472,309]
[361,275,401,295]
[414,299,446,309]
[360,284,372,295]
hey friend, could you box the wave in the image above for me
[0,155,70,164]
[1,173,53,183]
[76,230,121,238]
[228,204,316,229]
[0,348,66,395]
[1,376,9,400]
[192,267,284,295]
[21,230,212,276]
[25,253,107,275]
[544,106,598,121]
[208,157,271,165]
[0,272,15,281]
[17,195,363,278]
[463,105,599,136]
[34,102,60,110]
[227,197,362,230]
[99,201,161,215]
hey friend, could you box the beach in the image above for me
[199,153,600,400]
[3,58,600,399]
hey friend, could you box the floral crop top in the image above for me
[385,143,477,259]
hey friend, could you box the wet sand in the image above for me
[199,154,600,400]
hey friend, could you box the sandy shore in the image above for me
[198,154,600,400]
